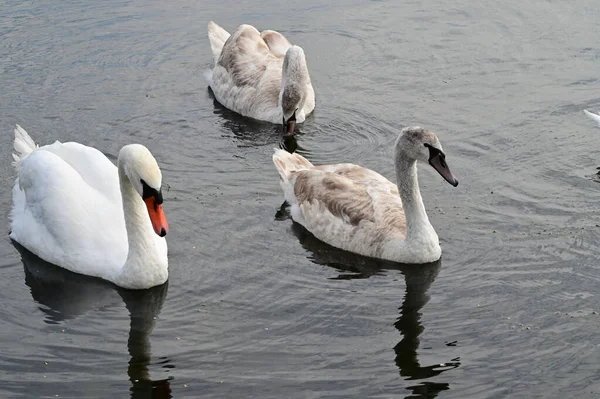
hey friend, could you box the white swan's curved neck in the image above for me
[118,166,168,289]
[395,157,437,242]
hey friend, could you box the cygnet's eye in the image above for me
[424,143,445,160]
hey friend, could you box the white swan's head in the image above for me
[280,45,310,135]
[396,126,458,187]
[118,144,169,237]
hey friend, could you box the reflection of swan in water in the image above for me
[208,87,302,153]
[16,242,172,399]
[120,287,171,398]
[394,260,460,398]
[289,223,460,398]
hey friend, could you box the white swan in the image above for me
[9,125,169,289]
[206,21,315,135]
[584,109,600,128]
[272,127,458,264]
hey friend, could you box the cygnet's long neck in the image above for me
[279,46,309,112]
[395,153,437,242]
[117,165,168,289]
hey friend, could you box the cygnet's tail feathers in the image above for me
[12,125,38,167]
[208,21,230,64]
[272,149,314,181]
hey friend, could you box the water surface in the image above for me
[1,0,600,398]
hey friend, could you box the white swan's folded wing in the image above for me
[40,141,120,201]
[11,149,126,279]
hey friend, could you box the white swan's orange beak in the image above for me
[144,197,168,237]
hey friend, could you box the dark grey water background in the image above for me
[1,0,600,398]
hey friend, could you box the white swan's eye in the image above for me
[141,179,163,204]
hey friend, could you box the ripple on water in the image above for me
[4,0,600,397]
[297,106,394,166]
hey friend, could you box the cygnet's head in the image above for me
[280,45,309,135]
[118,144,169,237]
[396,126,459,187]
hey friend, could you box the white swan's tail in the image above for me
[12,125,38,167]
[207,21,230,64]
[272,149,314,181]
[584,110,600,128]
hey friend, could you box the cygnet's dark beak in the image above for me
[425,144,458,187]
[282,111,297,136]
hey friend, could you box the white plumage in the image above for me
[9,125,169,289]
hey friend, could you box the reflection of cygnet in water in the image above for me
[394,260,460,397]
[17,243,171,398]
[285,231,459,397]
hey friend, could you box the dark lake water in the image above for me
[1,0,600,398]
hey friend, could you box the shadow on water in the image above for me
[13,242,173,399]
[289,223,459,398]
[208,87,301,153]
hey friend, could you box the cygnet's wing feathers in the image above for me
[218,24,275,88]
[260,30,293,58]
